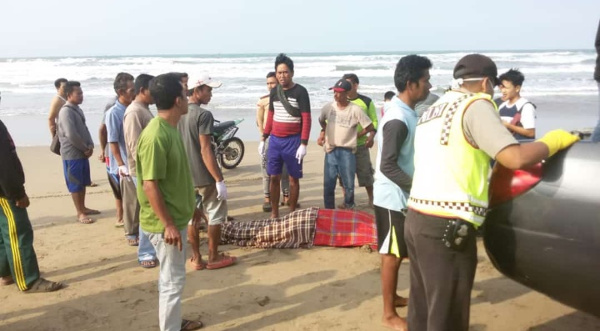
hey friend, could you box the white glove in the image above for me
[295,144,307,164]
[118,165,129,177]
[258,141,265,156]
[216,180,228,200]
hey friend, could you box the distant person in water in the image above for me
[48,78,68,138]
[497,69,536,141]
[591,19,600,142]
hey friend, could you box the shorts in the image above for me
[266,134,303,179]
[107,172,122,200]
[355,145,374,187]
[63,159,91,193]
[375,205,407,258]
[196,184,227,226]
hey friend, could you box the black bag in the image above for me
[50,132,60,155]
[276,85,301,117]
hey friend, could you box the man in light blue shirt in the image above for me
[373,55,432,331]
[105,72,136,243]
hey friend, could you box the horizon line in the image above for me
[0,47,593,60]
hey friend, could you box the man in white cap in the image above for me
[179,73,237,270]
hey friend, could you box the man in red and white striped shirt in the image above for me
[260,53,311,218]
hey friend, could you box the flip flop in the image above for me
[262,202,272,212]
[206,255,237,270]
[25,278,63,293]
[77,216,95,224]
[138,259,157,269]
[127,237,139,246]
[115,220,124,228]
[181,319,203,330]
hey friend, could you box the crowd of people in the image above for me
[0,29,597,330]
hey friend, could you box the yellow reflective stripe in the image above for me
[390,225,400,258]
[0,198,28,290]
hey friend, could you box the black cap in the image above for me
[329,79,352,92]
[453,54,499,86]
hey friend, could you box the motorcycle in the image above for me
[212,118,245,169]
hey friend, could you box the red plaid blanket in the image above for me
[313,209,377,249]
[221,208,318,249]
[220,208,377,249]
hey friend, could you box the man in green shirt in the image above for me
[136,73,203,331]
[342,73,378,206]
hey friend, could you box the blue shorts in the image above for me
[63,159,91,193]
[266,134,303,179]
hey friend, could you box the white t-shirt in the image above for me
[498,98,536,129]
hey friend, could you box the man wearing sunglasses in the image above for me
[404,54,580,331]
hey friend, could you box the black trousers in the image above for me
[404,209,477,331]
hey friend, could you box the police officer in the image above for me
[404,54,580,331]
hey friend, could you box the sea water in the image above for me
[0,50,597,146]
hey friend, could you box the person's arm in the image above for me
[98,123,107,162]
[357,107,374,137]
[380,120,412,192]
[48,98,61,137]
[298,87,312,145]
[0,122,26,201]
[197,112,224,182]
[256,98,266,136]
[106,111,126,168]
[503,123,535,138]
[123,113,141,172]
[262,91,275,141]
[317,105,328,146]
[365,100,378,147]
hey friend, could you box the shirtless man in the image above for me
[48,78,68,137]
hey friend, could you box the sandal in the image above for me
[127,237,139,246]
[115,219,124,228]
[25,278,63,293]
[262,202,272,212]
[206,254,237,270]
[77,216,95,224]
[138,259,157,269]
[181,319,203,330]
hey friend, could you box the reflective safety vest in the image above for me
[407,90,496,227]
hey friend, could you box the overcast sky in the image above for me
[1,0,598,58]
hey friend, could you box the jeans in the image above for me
[591,82,600,142]
[146,229,187,331]
[323,148,356,209]
[132,177,156,262]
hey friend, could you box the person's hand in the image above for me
[98,152,105,162]
[216,181,228,200]
[537,129,581,157]
[118,165,129,177]
[295,144,307,164]
[366,136,375,148]
[15,195,30,208]
[84,148,93,158]
[317,132,325,146]
[258,141,265,156]
[163,224,182,251]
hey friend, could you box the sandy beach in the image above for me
[1,142,599,331]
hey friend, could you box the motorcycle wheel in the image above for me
[220,137,245,169]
